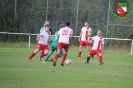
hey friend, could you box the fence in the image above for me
[0,32,133,55]
[0,0,133,40]
[0,0,133,54]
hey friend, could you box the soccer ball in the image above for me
[65,59,71,65]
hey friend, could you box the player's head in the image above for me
[45,25,49,32]
[97,30,102,36]
[44,21,50,26]
[84,22,89,27]
[60,24,65,28]
[65,22,70,27]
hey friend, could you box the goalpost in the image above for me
[0,32,133,55]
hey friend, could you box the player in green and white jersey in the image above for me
[43,24,65,63]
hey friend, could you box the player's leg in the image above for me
[86,42,94,58]
[59,49,63,58]
[54,49,61,62]
[86,42,90,51]
[78,45,82,58]
[61,50,68,66]
[61,43,69,66]
[43,46,55,62]
[54,49,61,63]
[40,45,49,60]
[53,43,62,66]
[78,41,84,58]
[50,46,57,61]
[44,50,49,56]
[97,50,104,65]
[85,50,95,64]
[28,48,40,60]
[53,49,61,66]
[86,46,90,51]
[86,46,94,58]
[28,44,42,60]
[39,50,44,61]
[40,50,49,60]
[44,51,54,62]
[50,49,63,62]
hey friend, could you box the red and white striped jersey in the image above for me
[38,30,49,45]
[91,36,104,50]
[81,27,92,41]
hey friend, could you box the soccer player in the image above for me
[78,22,92,58]
[36,21,52,61]
[53,22,73,66]
[85,30,104,65]
[43,24,65,63]
[36,21,52,41]
[28,25,50,61]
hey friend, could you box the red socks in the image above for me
[86,55,102,63]
[62,53,67,63]
[78,52,82,57]
[28,52,46,61]
[40,53,46,60]
[54,53,67,64]
[99,56,102,63]
[28,52,35,60]
[54,54,59,62]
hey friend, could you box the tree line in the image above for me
[0,0,133,46]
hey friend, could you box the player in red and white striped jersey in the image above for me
[78,22,92,58]
[85,30,104,65]
[28,25,50,61]
[53,22,73,66]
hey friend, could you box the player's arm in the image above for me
[101,38,104,53]
[89,37,94,43]
[36,35,39,41]
[38,36,45,44]
[89,31,92,36]
[88,28,92,36]
[70,31,73,41]
[50,35,54,41]
[48,35,52,44]
[57,34,60,39]
[101,44,104,53]
[37,27,43,41]
[78,32,82,42]
[36,34,40,41]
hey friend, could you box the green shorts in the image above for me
[51,44,63,57]
[51,45,57,52]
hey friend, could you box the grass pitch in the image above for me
[0,47,133,88]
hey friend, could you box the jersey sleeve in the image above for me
[70,29,73,34]
[91,36,95,42]
[48,31,51,35]
[58,28,62,35]
[80,27,84,33]
[102,38,104,44]
[89,28,92,32]
[38,31,43,38]
[40,27,44,33]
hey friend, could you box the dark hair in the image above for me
[45,25,49,27]
[85,22,89,24]
[65,22,70,26]
[60,24,65,28]
[98,30,102,32]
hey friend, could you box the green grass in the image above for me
[0,47,133,88]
